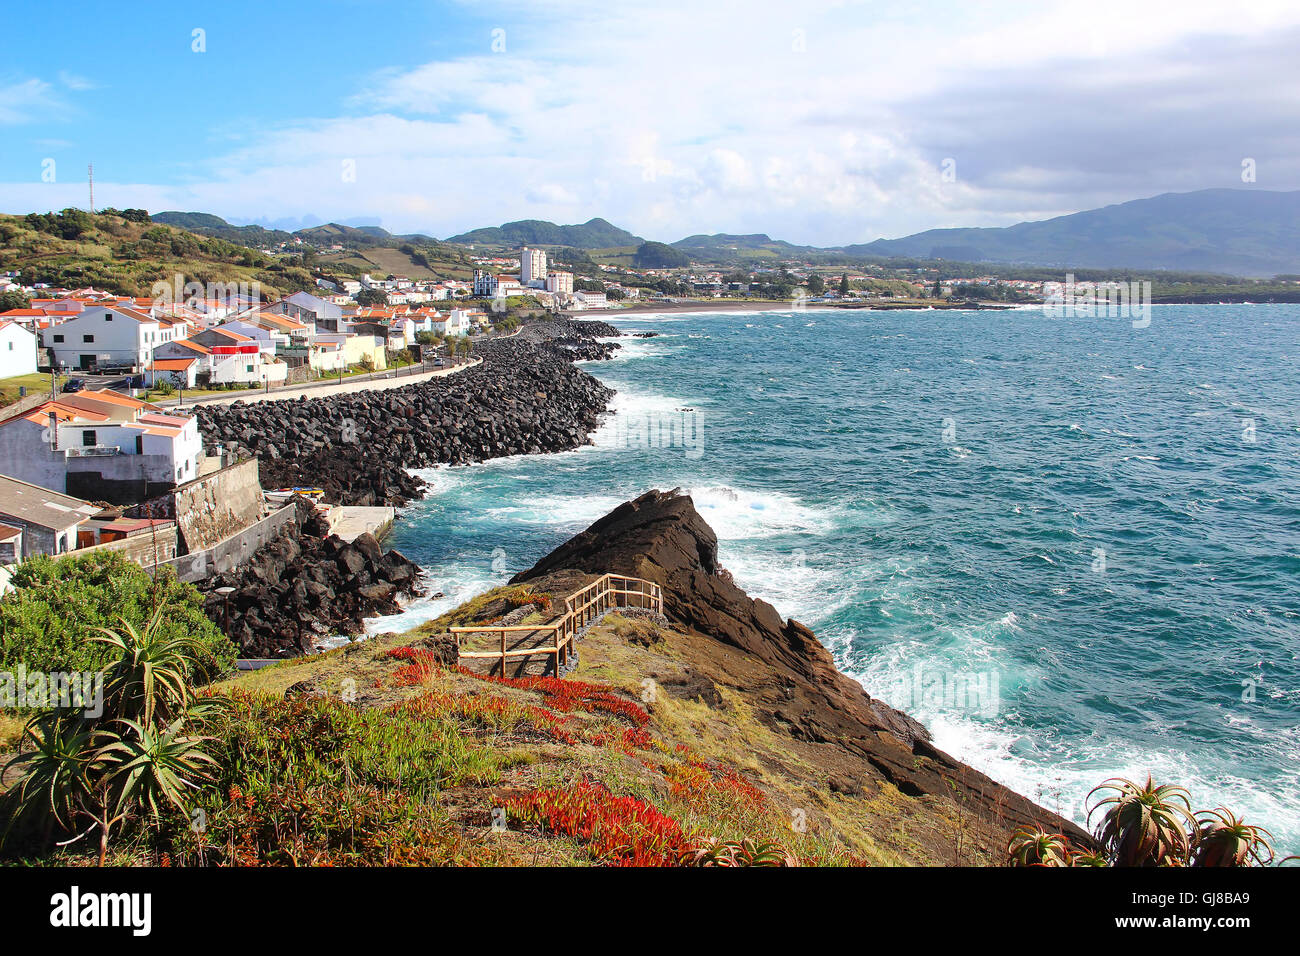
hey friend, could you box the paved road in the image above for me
[156,358,481,408]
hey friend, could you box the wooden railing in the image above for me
[449,573,663,676]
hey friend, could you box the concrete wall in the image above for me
[75,526,180,566]
[170,458,264,553]
[160,502,299,583]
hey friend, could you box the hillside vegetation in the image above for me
[0,210,315,297]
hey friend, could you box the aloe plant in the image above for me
[1006,825,1073,866]
[1191,808,1275,867]
[92,608,199,726]
[1,606,220,862]
[1087,776,1196,866]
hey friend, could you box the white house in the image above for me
[0,320,38,379]
[0,390,203,501]
[40,306,162,371]
[444,310,473,336]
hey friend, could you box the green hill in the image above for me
[0,209,316,297]
[445,217,642,249]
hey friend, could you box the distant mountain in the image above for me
[851,189,1300,277]
[445,218,641,249]
[671,233,816,261]
[153,212,295,248]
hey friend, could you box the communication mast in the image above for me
[88,163,95,213]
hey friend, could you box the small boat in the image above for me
[266,487,326,502]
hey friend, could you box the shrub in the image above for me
[0,551,236,682]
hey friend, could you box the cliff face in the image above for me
[514,489,1090,851]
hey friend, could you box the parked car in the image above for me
[61,378,85,393]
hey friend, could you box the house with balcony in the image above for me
[0,390,202,503]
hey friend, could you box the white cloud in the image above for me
[6,0,1300,242]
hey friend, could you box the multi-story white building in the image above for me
[40,306,164,371]
[546,271,575,295]
[521,247,547,287]
[0,390,203,502]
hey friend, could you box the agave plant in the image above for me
[680,837,799,867]
[100,715,218,824]
[2,606,222,862]
[92,608,199,726]
[1006,825,1074,866]
[1087,776,1196,866]
[1069,848,1111,867]
[1191,808,1275,867]
[1,713,98,838]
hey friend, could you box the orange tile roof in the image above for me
[149,358,198,371]
[171,339,213,354]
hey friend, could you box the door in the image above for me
[79,354,95,370]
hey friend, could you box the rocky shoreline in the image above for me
[198,499,424,657]
[195,318,621,507]
[194,318,625,658]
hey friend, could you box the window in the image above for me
[82,430,95,447]
[135,435,143,454]
[82,334,94,343]
[104,313,113,321]
[246,364,254,373]
[53,334,64,343]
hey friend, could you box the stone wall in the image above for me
[76,526,181,566]
[170,458,264,553]
[160,502,300,584]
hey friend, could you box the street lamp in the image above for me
[215,585,236,635]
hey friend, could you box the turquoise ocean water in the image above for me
[374,304,1300,852]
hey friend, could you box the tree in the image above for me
[838,274,850,296]
[932,279,943,298]
[806,274,825,296]
[1,606,222,863]
[0,290,31,312]
[356,288,388,307]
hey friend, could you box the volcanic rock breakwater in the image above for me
[195,321,619,507]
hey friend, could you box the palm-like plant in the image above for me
[1006,825,1074,866]
[1,714,97,837]
[680,837,799,867]
[1087,776,1196,866]
[2,605,221,863]
[100,716,218,823]
[92,607,197,725]
[1191,808,1275,867]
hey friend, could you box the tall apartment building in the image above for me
[546,271,575,295]
[521,247,547,287]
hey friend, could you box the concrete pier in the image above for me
[327,506,396,542]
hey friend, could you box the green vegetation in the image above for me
[0,210,314,297]
[446,217,641,250]
[632,240,689,269]
[0,551,236,682]
[1006,775,1287,867]
[1,608,221,864]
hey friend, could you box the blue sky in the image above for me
[2,0,1299,244]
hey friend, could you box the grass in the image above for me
[0,371,64,409]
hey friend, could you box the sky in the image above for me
[1,0,1298,245]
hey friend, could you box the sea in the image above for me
[371,303,1300,854]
